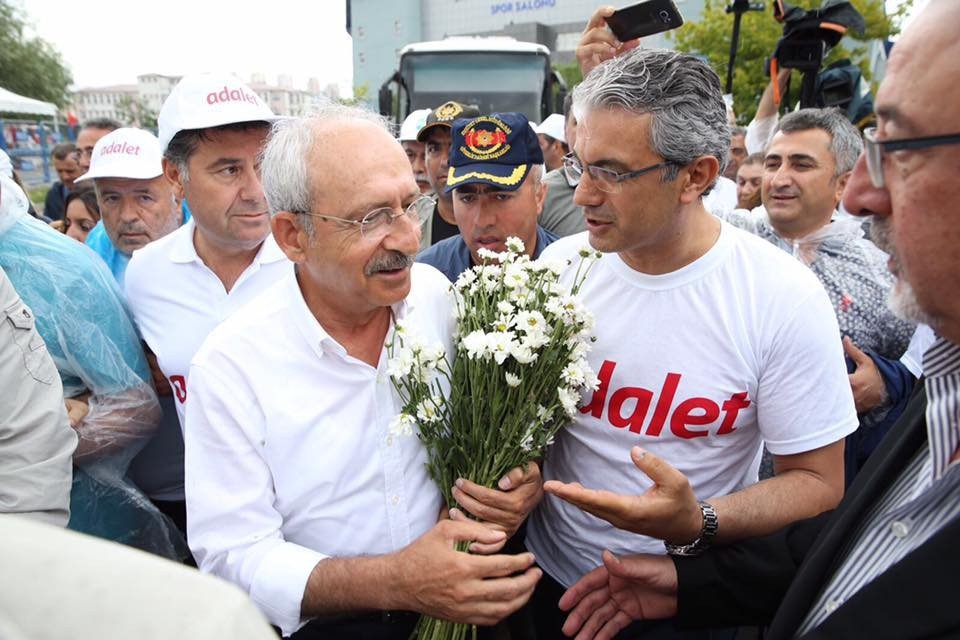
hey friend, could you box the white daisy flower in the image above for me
[511,344,539,365]
[487,331,518,365]
[416,398,442,424]
[505,236,526,254]
[388,413,416,437]
[561,361,586,387]
[387,349,414,379]
[477,247,500,262]
[558,386,580,417]
[462,330,489,360]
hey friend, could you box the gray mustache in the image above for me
[365,252,415,275]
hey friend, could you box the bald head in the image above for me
[878,0,960,130]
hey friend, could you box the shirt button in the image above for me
[824,597,841,614]
[386,435,394,446]
[890,521,909,538]
[391,495,400,506]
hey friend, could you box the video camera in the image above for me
[767,0,866,109]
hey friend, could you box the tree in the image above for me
[337,84,370,107]
[553,61,583,92]
[0,1,72,108]
[671,0,912,123]
[115,95,158,130]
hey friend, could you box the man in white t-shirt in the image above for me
[185,105,543,638]
[124,73,287,435]
[524,15,857,638]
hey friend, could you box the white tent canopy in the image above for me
[0,86,57,117]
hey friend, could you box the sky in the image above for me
[12,0,927,95]
[15,0,355,94]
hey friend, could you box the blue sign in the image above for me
[491,0,557,15]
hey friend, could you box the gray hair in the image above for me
[529,163,544,187]
[260,103,391,236]
[775,108,863,175]
[572,48,730,193]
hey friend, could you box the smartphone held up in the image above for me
[604,0,685,42]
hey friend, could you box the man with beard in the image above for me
[556,2,960,637]
[184,105,543,638]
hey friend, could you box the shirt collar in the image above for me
[285,264,415,361]
[922,336,960,480]
[168,218,287,266]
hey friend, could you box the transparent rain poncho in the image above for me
[720,210,915,362]
[0,175,186,559]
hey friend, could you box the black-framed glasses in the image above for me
[298,195,433,239]
[864,127,960,188]
[562,153,675,193]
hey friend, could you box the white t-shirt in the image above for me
[702,175,738,217]
[526,224,858,588]
[124,219,289,430]
[185,264,452,635]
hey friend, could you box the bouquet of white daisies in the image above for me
[387,237,600,640]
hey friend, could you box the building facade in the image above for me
[72,74,327,127]
[347,0,706,102]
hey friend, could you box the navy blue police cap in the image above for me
[445,112,544,193]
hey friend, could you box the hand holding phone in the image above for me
[577,6,644,77]
[605,0,685,42]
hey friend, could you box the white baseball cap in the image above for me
[75,128,163,182]
[158,72,278,151]
[534,113,566,144]
[399,108,431,142]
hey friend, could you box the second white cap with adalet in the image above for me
[157,72,279,152]
[75,127,163,182]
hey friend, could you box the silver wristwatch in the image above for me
[664,501,718,557]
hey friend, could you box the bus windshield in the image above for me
[401,51,548,122]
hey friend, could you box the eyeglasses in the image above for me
[563,153,675,194]
[863,127,960,188]
[298,195,433,239]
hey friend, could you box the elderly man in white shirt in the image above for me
[184,105,543,639]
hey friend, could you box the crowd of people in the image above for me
[1,1,958,638]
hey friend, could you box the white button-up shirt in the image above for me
[124,219,290,429]
[185,263,453,635]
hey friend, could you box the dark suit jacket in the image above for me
[675,385,960,639]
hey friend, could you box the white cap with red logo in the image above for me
[157,72,278,152]
[75,127,163,182]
